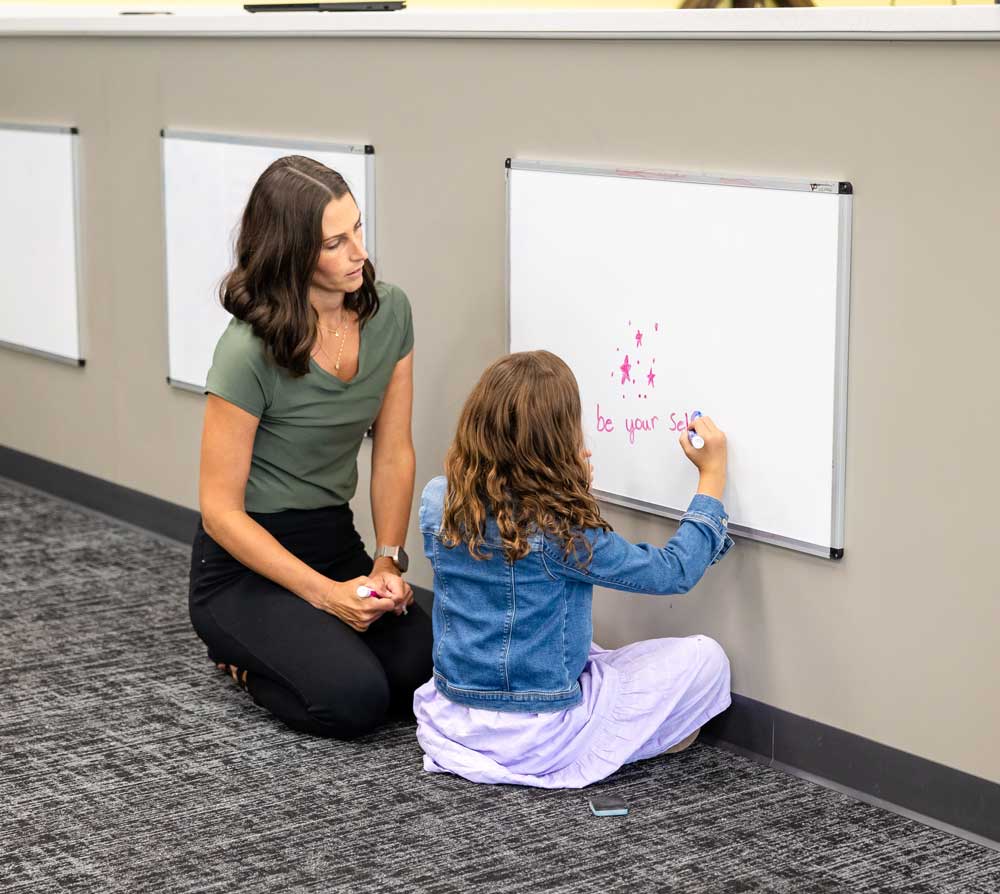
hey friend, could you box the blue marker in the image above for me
[688,410,705,450]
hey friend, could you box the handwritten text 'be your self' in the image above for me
[596,405,697,445]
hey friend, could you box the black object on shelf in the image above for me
[245,1,406,12]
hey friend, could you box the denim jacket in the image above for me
[419,476,734,714]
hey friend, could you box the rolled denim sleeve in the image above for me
[682,495,735,565]
[543,494,734,595]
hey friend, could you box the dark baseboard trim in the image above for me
[0,445,200,544]
[0,444,435,609]
[704,693,1000,846]
[2,444,997,847]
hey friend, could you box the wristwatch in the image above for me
[374,544,409,573]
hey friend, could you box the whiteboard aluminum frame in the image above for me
[830,193,853,558]
[505,157,852,560]
[160,129,376,392]
[0,122,86,367]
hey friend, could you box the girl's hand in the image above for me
[370,567,414,616]
[679,415,727,499]
[312,576,395,632]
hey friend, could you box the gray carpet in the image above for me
[1,476,998,894]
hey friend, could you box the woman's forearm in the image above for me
[202,509,331,607]
[370,443,416,555]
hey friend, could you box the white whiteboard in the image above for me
[0,124,83,366]
[508,161,852,558]
[162,131,375,391]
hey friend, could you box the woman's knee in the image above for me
[372,609,434,692]
[396,647,434,694]
[306,677,391,740]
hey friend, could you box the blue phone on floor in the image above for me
[589,794,629,817]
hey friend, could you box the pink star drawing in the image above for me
[647,368,656,388]
[635,329,643,348]
[619,354,632,385]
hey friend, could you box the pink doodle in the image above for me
[619,355,632,385]
[593,320,667,443]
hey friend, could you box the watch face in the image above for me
[378,546,409,573]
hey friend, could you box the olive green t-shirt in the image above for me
[205,281,413,513]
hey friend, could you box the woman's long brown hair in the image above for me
[441,351,611,567]
[219,155,379,377]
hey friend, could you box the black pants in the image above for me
[188,504,433,739]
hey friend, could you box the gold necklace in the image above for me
[318,316,351,338]
[316,323,350,373]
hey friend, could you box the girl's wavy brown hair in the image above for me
[441,350,611,567]
[219,155,379,377]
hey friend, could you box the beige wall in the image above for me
[1,36,997,783]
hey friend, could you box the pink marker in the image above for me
[356,585,407,615]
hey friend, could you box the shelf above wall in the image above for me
[1,5,999,40]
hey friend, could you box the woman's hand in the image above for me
[371,558,414,615]
[310,576,395,632]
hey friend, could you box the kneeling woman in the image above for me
[190,156,432,738]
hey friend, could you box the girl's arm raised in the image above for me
[542,495,732,596]
[542,414,732,595]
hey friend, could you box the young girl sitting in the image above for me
[413,350,734,788]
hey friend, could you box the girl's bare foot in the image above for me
[666,728,700,754]
[215,662,248,689]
